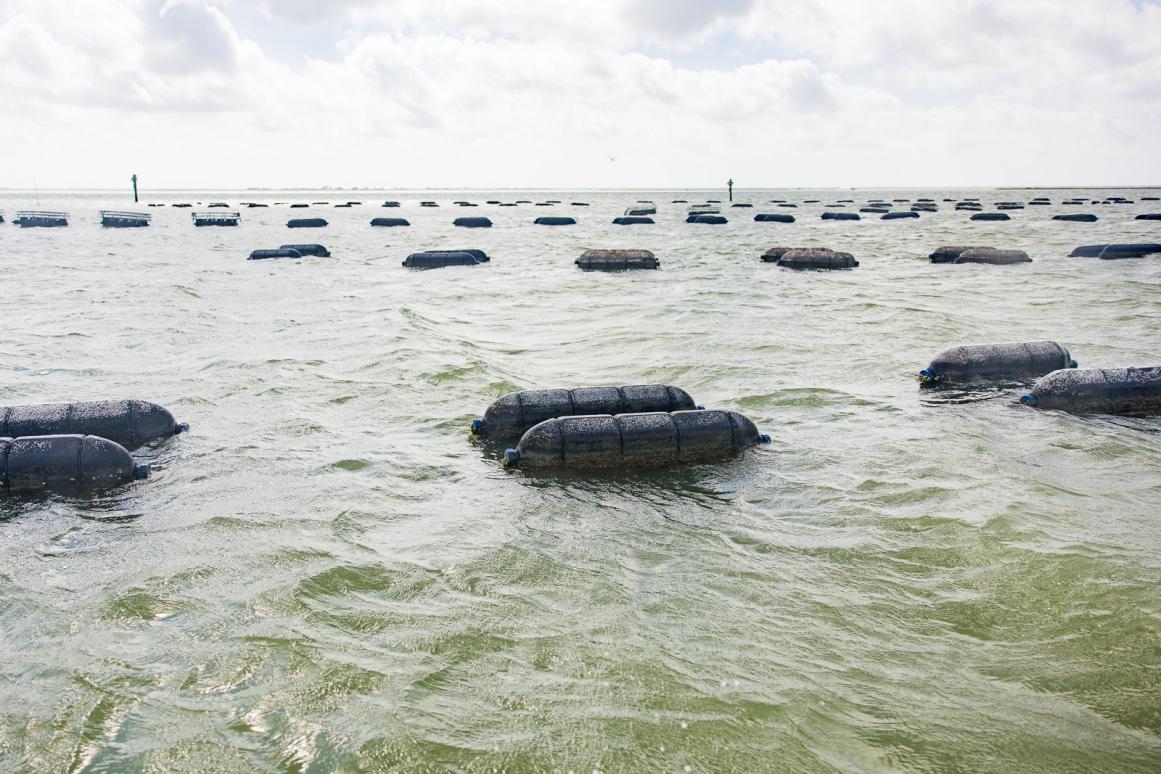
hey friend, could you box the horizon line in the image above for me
[2,185,1159,194]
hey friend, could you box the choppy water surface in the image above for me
[1,189,1159,772]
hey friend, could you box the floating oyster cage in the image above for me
[191,211,240,226]
[14,210,69,227]
[100,210,152,227]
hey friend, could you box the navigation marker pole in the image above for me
[132,174,139,203]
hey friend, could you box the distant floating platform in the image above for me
[14,210,69,227]
[101,210,151,228]
[192,211,240,227]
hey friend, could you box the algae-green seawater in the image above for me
[1,189,1159,772]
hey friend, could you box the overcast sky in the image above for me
[1,0,1159,189]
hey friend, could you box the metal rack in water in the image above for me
[14,210,69,227]
[191,211,240,227]
[100,210,152,228]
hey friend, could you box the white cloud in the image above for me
[625,0,756,46]
[0,0,1157,187]
[148,0,242,74]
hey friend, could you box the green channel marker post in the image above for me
[728,178,734,202]
[132,174,138,203]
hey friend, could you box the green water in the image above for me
[1,188,1159,772]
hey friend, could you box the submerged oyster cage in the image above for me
[100,210,152,227]
[192,211,240,226]
[14,210,69,227]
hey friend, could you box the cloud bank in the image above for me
[1,0,1158,188]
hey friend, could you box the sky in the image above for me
[1,0,1159,189]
